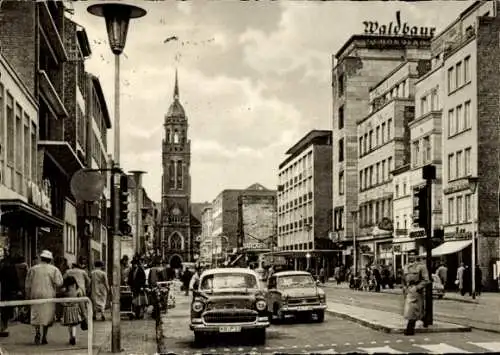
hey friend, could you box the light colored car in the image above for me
[189,267,270,345]
[432,274,445,299]
[267,271,327,323]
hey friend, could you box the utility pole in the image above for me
[423,164,436,326]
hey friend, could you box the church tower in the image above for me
[161,70,192,268]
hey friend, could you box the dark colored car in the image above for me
[189,268,269,345]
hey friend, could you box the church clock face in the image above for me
[172,207,181,216]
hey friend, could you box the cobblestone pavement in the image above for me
[322,284,500,333]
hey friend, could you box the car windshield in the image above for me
[200,273,258,291]
[277,274,315,288]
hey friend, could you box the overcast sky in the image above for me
[71,1,469,203]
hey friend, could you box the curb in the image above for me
[325,309,472,334]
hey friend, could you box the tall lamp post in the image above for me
[87,3,146,353]
[130,170,146,256]
[468,176,479,300]
[351,209,358,276]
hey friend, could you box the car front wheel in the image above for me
[254,328,266,344]
[314,310,325,323]
[194,332,206,347]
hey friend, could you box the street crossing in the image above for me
[183,341,500,354]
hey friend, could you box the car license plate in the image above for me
[297,306,310,311]
[219,326,241,333]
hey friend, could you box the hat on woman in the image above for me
[40,250,53,260]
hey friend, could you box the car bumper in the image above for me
[190,317,270,332]
[280,304,327,313]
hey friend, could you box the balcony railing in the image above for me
[38,2,68,62]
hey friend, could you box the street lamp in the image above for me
[468,176,479,300]
[351,209,359,276]
[87,3,146,353]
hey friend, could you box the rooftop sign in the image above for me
[363,11,436,37]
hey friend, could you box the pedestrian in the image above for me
[182,268,193,296]
[463,264,471,296]
[436,262,448,289]
[61,276,86,345]
[475,265,483,296]
[128,258,147,319]
[373,266,381,292]
[0,253,21,337]
[64,259,91,296]
[148,256,166,287]
[25,250,64,345]
[121,256,131,286]
[402,252,429,336]
[319,267,325,284]
[189,267,201,293]
[55,257,69,322]
[334,265,341,285]
[456,262,465,295]
[90,260,109,321]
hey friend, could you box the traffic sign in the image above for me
[70,169,106,202]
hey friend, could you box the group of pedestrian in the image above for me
[0,249,110,346]
[455,262,482,296]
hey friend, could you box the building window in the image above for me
[6,93,14,167]
[381,123,386,144]
[359,137,363,157]
[23,118,30,186]
[456,150,463,178]
[431,88,439,110]
[464,101,471,129]
[338,171,344,195]
[448,197,455,224]
[464,56,471,83]
[388,157,393,174]
[173,130,179,144]
[376,162,380,184]
[169,161,175,188]
[423,136,431,163]
[176,160,183,189]
[381,160,386,182]
[464,148,471,175]
[369,130,373,150]
[338,74,344,97]
[359,171,363,191]
[465,194,471,222]
[31,123,37,182]
[448,109,455,136]
[369,166,374,187]
[338,106,344,130]
[0,84,3,174]
[420,96,427,115]
[387,119,392,140]
[448,67,455,93]
[338,138,344,162]
[413,141,420,167]
[395,184,399,198]
[364,133,368,153]
[456,104,463,132]
[456,62,462,87]
[376,126,380,147]
[448,154,455,180]
[456,196,463,223]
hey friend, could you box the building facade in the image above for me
[276,130,333,275]
[200,206,213,265]
[356,60,431,269]
[436,1,500,289]
[331,34,432,268]
[0,2,92,266]
[160,71,193,269]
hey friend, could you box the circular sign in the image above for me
[70,169,106,202]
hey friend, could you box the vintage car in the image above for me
[189,267,270,345]
[267,271,327,323]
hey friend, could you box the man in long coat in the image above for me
[402,252,429,336]
[25,250,64,345]
[91,260,109,321]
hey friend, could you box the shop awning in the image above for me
[0,199,63,228]
[430,240,472,257]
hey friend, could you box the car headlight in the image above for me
[256,300,267,311]
[319,294,326,302]
[192,301,204,312]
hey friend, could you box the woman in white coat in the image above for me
[25,250,64,345]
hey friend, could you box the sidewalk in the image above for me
[323,281,499,305]
[0,312,157,355]
[325,301,471,334]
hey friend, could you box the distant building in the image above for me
[199,206,213,265]
[276,130,333,275]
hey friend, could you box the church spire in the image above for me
[173,69,179,100]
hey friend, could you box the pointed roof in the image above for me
[167,69,186,118]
